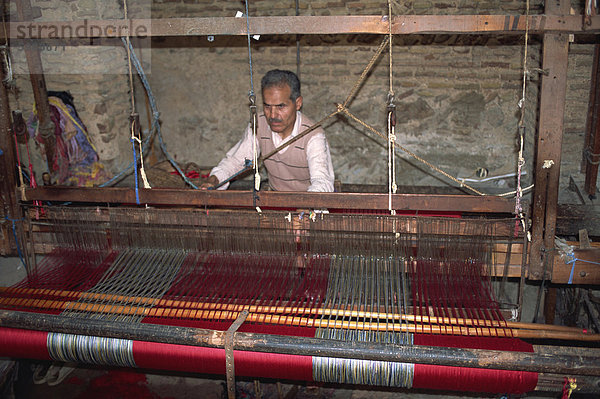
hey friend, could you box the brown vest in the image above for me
[258,113,322,191]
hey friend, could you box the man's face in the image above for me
[263,84,302,139]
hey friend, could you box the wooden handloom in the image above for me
[1,1,600,396]
[0,188,599,396]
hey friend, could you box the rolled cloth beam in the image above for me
[0,310,598,377]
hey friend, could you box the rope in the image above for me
[258,109,341,163]
[336,34,498,197]
[252,98,260,211]
[244,0,255,98]
[387,0,398,215]
[342,38,388,108]
[243,0,260,209]
[123,0,150,191]
[252,111,260,192]
[251,29,487,198]
[102,38,199,189]
[131,138,140,205]
[514,0,530,231]
[336,104,485,196]
[388,1,394,97]
[497,184,534,198]
[124,38,198,189]
[124,0,135,114]
[387,109,396,214]
[565,254,600,284]
[295,0,301,79]
[387,0,396,215]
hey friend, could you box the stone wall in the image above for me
[9,0,148,177]
[7,0,594,196]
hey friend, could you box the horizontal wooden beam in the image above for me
[23,187,516,213]
[1,310,599,375]
[5,15,600,40]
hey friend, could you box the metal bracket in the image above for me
[225,310,249,399]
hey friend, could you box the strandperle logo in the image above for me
[9,18,152,75]
[15,19,149,39]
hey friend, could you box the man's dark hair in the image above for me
[261,69,301,101]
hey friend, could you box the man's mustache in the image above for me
[269,118,283,124]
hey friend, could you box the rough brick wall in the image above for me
[8,0,594,196]
[9,0,147,176]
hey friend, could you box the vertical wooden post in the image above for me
[583,45,600,198]
[14,0,55,169]
[0,53,19,255]
[529,0,570,281]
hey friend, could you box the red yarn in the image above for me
[0,327,51,360]
[412,334,538,393]
[134,341,313,381]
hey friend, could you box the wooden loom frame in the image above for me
[1,0,599,281]
[1,0,600,395]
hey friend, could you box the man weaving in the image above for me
[200,69,334,192]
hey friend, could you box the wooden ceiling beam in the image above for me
[4,15,600,40]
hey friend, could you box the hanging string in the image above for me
[123,0,140,203]
[124,1,135,119]
[123,0,150,192]
[337,104,485,196]
[515,0,530,236]
[387,0,397,216]
[244,0,260,209]
[251,96,259,192]
[388,1,394,97]
[131,134,140,205]
[295,0,301,79]
[497,184,534,197]
[244,0,255,98]
[102,38,199,189]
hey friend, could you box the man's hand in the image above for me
[200,175,219,190]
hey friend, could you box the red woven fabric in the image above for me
[133,341,313,381]
[0,327,51,360]
[412,335,538,393]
